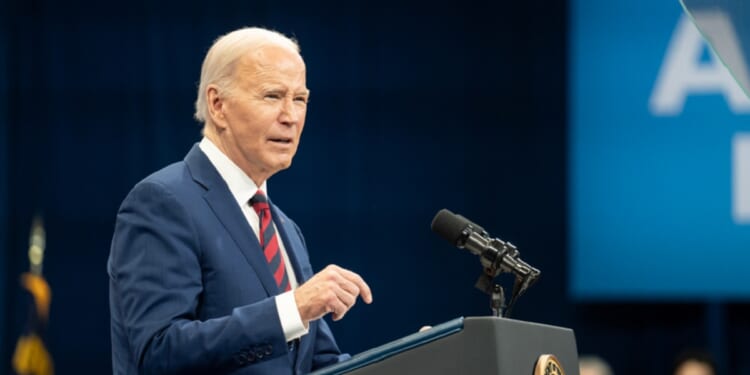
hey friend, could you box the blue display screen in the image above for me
[569,0,750,299]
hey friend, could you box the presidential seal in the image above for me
[534,354,565,375]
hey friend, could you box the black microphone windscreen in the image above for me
[431,209,471,246]
[455,214,486,235]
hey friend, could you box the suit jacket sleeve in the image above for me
[109,180,288,374]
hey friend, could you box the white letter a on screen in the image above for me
[649,13,750,116]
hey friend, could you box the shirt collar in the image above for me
[199,137,268,206]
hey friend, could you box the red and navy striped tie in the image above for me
[250,191,291,292]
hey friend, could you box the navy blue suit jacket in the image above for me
[108,144,348,374]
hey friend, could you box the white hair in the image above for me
[193,27,300,123]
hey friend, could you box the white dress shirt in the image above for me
[199,137,308,342]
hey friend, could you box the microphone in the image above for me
[431,209,540,292]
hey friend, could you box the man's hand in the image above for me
[294,264,373,324]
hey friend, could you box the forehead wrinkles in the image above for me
[237,47,307,89]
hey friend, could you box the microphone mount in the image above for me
[432,209,541,318]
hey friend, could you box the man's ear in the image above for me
[206,85,228,129]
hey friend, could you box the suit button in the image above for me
[265,345,273,356]
[246,351,256,363]
[234,353,247,365]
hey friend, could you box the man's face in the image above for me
[212,45,309,183]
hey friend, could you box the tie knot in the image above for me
[250,191,269,212]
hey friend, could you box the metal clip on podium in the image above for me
[311,210,579,375]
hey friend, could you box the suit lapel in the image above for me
[184,144,279,296]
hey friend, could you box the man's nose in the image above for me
[279,98,300,125]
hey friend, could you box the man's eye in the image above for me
[294,97,308,103]
[265,93,281,100]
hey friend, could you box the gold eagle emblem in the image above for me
[534,354,565,375]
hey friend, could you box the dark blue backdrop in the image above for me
[1,0,749,374]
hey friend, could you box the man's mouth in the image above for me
[268,137,293,144]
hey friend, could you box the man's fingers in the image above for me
[328,298,349,321]
[296,265,374,324]
[338,267,373,304]
[333,283,357,308]
[335,277,361,299]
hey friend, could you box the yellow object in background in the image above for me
[13,333,54,375]
[19,273,51,320]
[12,217,54,375]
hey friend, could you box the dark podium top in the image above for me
[313,317,579,375]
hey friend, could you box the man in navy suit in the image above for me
[108,27,373,374]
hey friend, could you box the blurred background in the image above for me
[2,0,750,374]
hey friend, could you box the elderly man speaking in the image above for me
[108,27,373,375]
